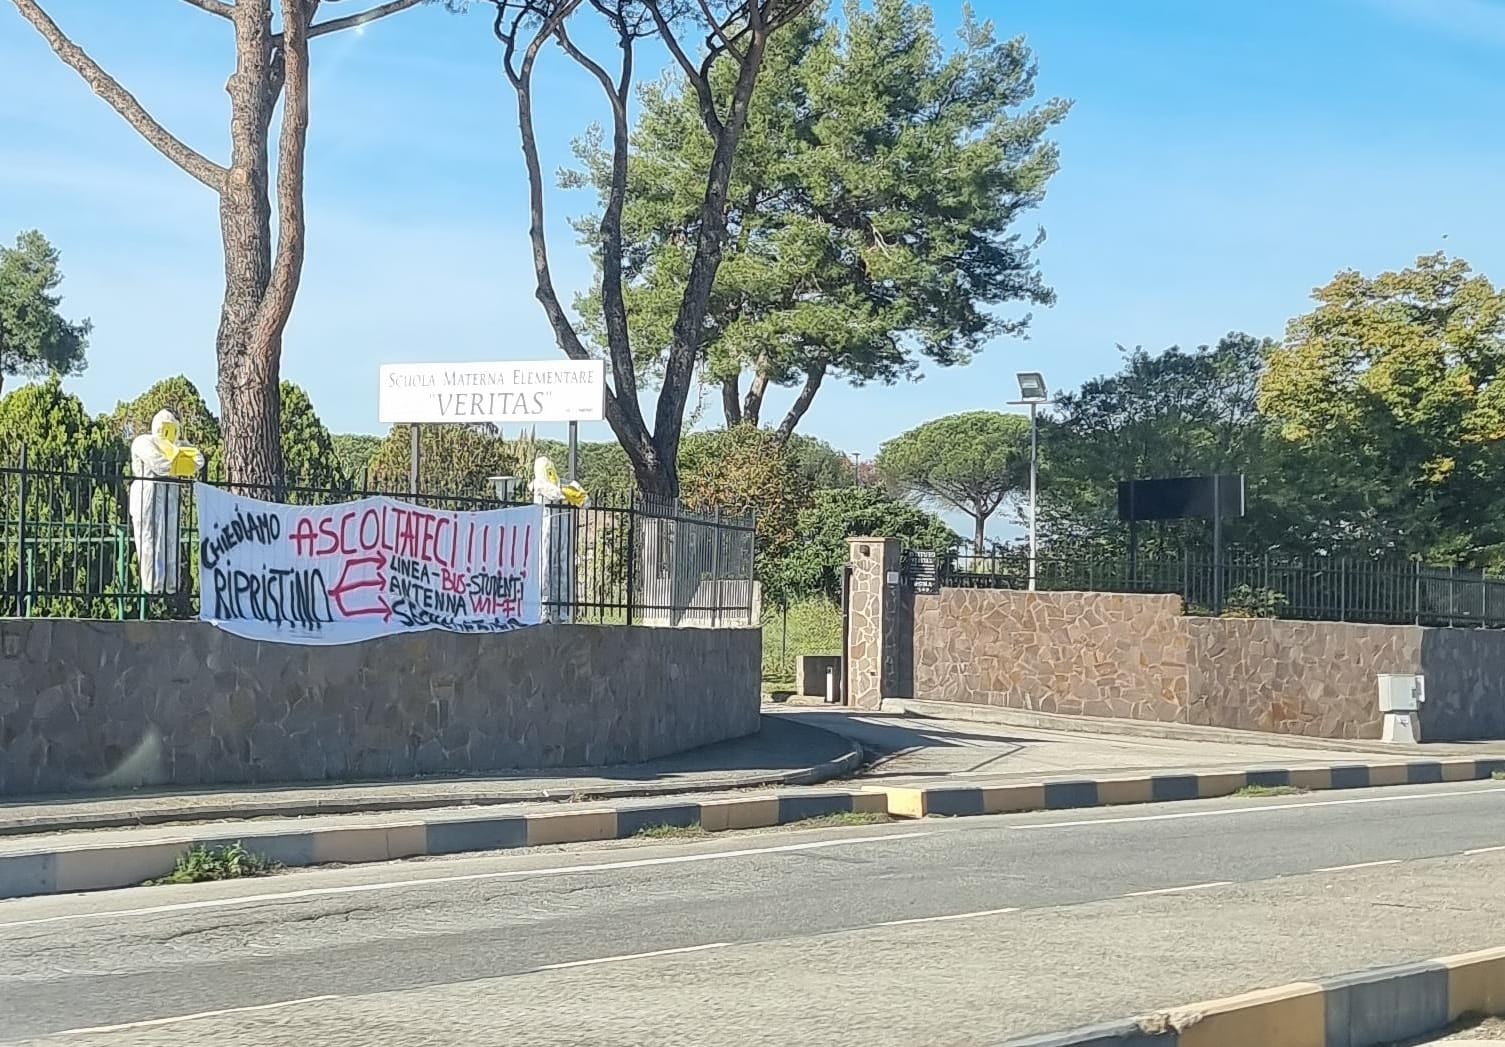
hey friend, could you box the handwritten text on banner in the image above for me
[196,484,543,645]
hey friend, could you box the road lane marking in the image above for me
[536,942,731,970]
[1465,845,1505,856]
[0,832,929,931]
[876,906,1020,927]
[1009,783,1504,832]
[1317,859,1401,873]
[1124,881,1232,898]
[53,995,340,1036]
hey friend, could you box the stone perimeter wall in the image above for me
[903,587,1505,742]
[0,620,761,798]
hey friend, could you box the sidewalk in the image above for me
[770,705,1505,788]
[0,714,861,837]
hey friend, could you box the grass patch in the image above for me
[763,598,842,686]
[633,823,709,840]
[150,842,279,885]
[1234,784,1308,798]
[786,811,889,829]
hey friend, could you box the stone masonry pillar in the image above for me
[846,537,904,710]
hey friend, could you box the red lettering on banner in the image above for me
[314,516,337,555]
[336,511,355,554]
[289,517,319,556]
[379,506,397,554]
[358,508,380,551]
[419,514,440,564]
[330,553,391,621]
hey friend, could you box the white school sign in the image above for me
[378,360,606,425]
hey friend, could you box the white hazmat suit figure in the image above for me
[129,410,203,595]
[530,456,588,623]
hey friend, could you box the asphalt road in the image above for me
[3,780,1505,1046]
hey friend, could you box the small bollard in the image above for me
[826,666,836,704]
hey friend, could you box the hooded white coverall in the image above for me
[531,456,575,623]
[128,410,202,595]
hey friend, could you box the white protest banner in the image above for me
[196,483,543,645]
[378,360,606,424]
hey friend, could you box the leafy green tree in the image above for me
[109,377,222,466]
[570,440,637,504]
[0,375,122,466]
[1261,254,1505,564]
[0,230,90,394]
[0,378,127,616]
[331,434,383,485]
[680,426,811,574]
[571,0,1068,441]
[1041,333,1288,555]
[368,424,512,499]
[786,433,859,489]
[487,0,822,497]
[877,411,1031,550]
[777,485,956,602]
[279,382,342,490]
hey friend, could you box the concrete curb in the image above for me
[0,742,866,839]
[881,698,1495,755]
[998,945,1505,1046]
[871,756,1505,818]
[0,788,889,900]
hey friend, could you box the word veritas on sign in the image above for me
[196,484,543,645]
[378,360,606,424]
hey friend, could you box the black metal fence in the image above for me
[0,454,756,626]
[907,549,1505,629]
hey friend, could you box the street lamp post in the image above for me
[1010,372,1049,592]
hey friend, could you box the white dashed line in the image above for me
[1316,859,1401,873]
[1124,881,1232,898]
[536,942,731,970]
[876,907,1020,928]
[52,996,340,1036]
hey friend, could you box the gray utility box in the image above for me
[1378,673,1425,744]
[1378,674,1425,713]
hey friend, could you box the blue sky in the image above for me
[3,0,1504,466]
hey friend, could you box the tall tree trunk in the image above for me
[10,0,421,492]
[649,20,772,487]
[773,363,826,445]
[721,375,742,427]
[742,367,769,427]
[217,0,283,491]
[973,511,986,554]
[502,1,670,499]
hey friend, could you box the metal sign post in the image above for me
[408,424,421,496]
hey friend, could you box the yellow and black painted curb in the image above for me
[2,756,1500,900]
[0,789,888,899]
[873,756,1505,819]
[1000,944,1505,1046]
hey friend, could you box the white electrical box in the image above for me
[1378,674,1425,713]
